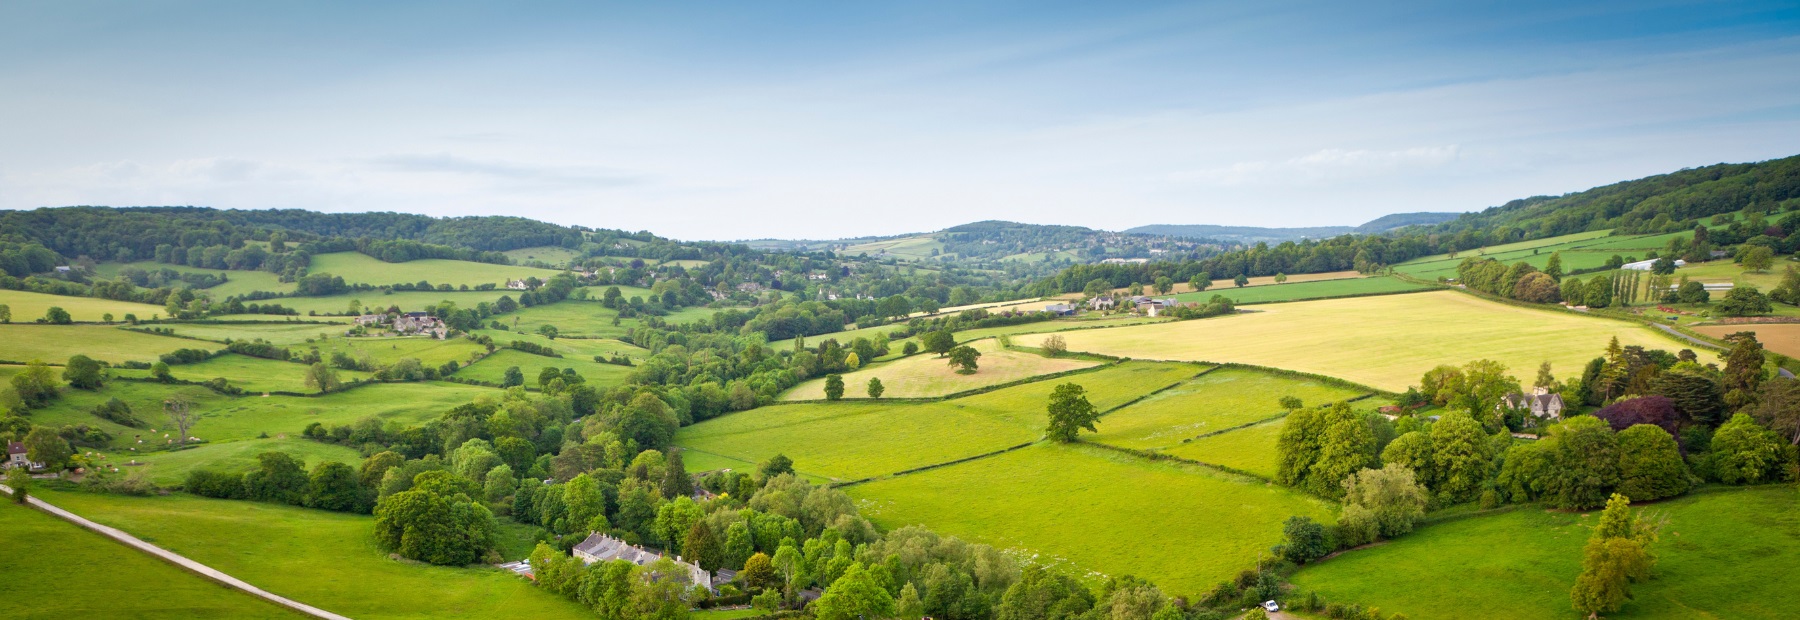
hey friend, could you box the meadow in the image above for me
[1172,276,1430,305]
[1161,417,1286,478]
[275,290,519,316]
[781,338,1101,400]
[117,353,375,393]
[1085,367,1366,450]
[165,321,353,345]
[468,328,648,360]
[35,489,597,620]
[501,245,586,267]
[0,500,300,619]
[93,261,297,297]
[1012,291,1683,391]
[1289,486,1800,619]
[846,442,1335,596]
[0,324,200,364]
[312,334,489,367]
[841,235,945,260]
[115,436,366,485]
[0,288,167,323]
[676,361,1203,481]
[307,252,566,288]
[454,348,634,388]
[503,298,632,338]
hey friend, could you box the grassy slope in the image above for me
[35,489,594,620]
[277,290,520,315]
[782,338,1101,400]
[307,252,565,287]
[1013,291,1683,391]
[1087,367,1365,450]
[93,261,297,297]
[1289,486,1800,619]
[847,442,1334,596]
[676,361,1202,481]
[0,324,202,364]
[1162,417,1287,478]
[501,245,585,267]
[118,437,366,485]
[0,500,300,619]
[116,353,375,393]
[0,288,168,323]
[312,334,489,367]
[165,321,353,345]
[453,348,633,388]
[1174,276,1430,305]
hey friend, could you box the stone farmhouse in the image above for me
[571,532,715,590]
[1500,386,1565,420]
[5,441,44,471]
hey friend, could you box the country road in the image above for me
[0,483,351,620]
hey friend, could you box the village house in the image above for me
[571,533,713,591]
[5,441,44,471]
[507,279,531,290]
[354,314,386,327]
[392,312,447,338]
[1088,296,1116,311]
[1500,386,1565,420]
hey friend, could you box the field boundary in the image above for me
[1075,439,1274,483]
[830,440,1041,489]
[776,356,1131,404]
[671,446,842,482]
[1217,279,1444,307]
[1,484,351,620]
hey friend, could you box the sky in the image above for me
[2,1,1799,241]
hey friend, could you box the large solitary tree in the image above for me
[1045,383,1099,442]
[947,346,981,375]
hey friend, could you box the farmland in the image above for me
[782,338,1101,400]
[164,321,350,345]
[1694,323,1800,358]
[311,334,488,367]
[92,261,297,298]
[1289,486,1800,619]
[1173,276,1431,305]
[1086,367,1367,450]
[307,252,566,288]
[501,245,585,267]
[847,442,1335,596]
[34,489,596,620]
[0,500,299,619]
[117,353,375,393]
[115,436,366,485]
[0,288,167,323]
[1012,291,1683,391]
[274,290,520,316]
[453,348,634,388]
[676,361,1203,480]
[0,324,199,364]
[1161,417,1286,478]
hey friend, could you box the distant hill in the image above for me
[1124,212,1462,242]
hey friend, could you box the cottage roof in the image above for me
[7,441,25,455]
[572,532,664,565]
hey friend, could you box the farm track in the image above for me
[0,483,350,620]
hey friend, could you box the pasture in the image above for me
[503,299,631,338]
[1289,486,1800,619]
[501,245,585,267]
[1086,367,1366,450]
[113,436,366,485]
[312,334,488,367]
[35,489,596,620]
[1173,276,1430,305]
[676,361,1202,480]
[0,500,299,619]
[164,321,351,345]
[307,252,565,288]
[0,324,199,364]
[93,261,297,297]
[841,235,944,260]
[1161,417,1285,478]
[0,288,166,323]
[118,353,375,393]
[846,442,1334,596]
[1012,291,1682,391]
[468,328,647,360]
[454,348,634,388]
[782,338,1101,400]
[275,290,518,316]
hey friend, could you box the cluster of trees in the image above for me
[1037,233,1439,297]
[187,451,376,513]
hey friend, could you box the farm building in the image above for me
[1621,258,1685,271]
[5,441,44,471]
[507,279,531,290]
[571,533,713,590]
[1089,296,1117,310]
[1045,303,1078,316]
[1499,387,1564,420]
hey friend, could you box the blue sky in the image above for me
[2,1,1798,240]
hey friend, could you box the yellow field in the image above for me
[782,338,1100,400]
[1694,324,1800,359]
[0,289,167,323]
[0,324,197,364]
[1013,290,1683,391]
[307,252,566,288]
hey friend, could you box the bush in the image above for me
[186,469,247,499]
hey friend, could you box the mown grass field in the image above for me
[0,324,200,364]
[454,348,634,388]
[1013,291,1682,391]
[842,235,944,260]
[165,321,351,345]
[0,289,168,323]
[313,334,488,367]
[677,361,1202,480]
[116,436,366,485]
[0,500,300,619]
[1087,367,1365,450]
[782,338,1101,400]
[34,489,596,620]
[847,442,1335,596]
[1162,417,1286,478]
[117,353,375,394]
[1289,486,1800,619]
[308,252,566,288]
[1173,276,1431,305]
[504,299,631,337]
[93,261,298,297]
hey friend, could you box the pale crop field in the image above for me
[782,338,1101,400]
[0,288,166,323]
[846,442,1335,596]
[677,361,1203,480]
[0,324,201,364]
[1694,323,1800,359]
[308,252,566,287]
[1087,367,1365,450]
[1012,291,1683,391]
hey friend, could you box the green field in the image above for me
[468,328,647,360]
[1161,417,1286,478]
[502,298,631,337]
[1013,291,1683,391]
[118,353,374,393]
[165,321,352,345]
[308,252,566,288]
[1087,367,1366,450]
[454,348,633,388]
[847,442,1334,596]
[501,245,586,267]
[0,289,167,323]
[677,361,1203,481]
[0,500,299,619]
[277,290,521,316]
[93,261,298,298]
[312,334,489,367]
[34,489,595,620]
[115,436,366,485]
[841,235,945,260]
[783,338,1101,400]
[0,324,199,364]
[1174,276,1432,305]
[1290,486,1800,619]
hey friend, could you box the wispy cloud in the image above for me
[1170,146,1464,186]
[366,153,644,190]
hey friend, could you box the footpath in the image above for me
[0,483,352,620]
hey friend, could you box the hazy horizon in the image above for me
[4,1,1798,240]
